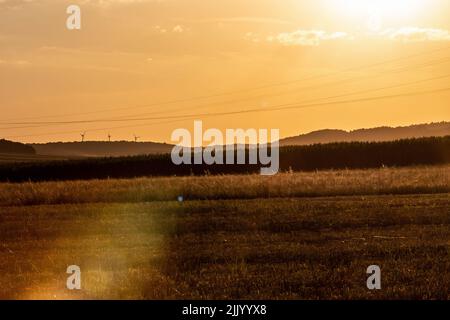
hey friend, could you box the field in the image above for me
[0,165,449,299]
[0,153,70,163]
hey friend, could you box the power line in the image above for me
[3,44,450,122]
[3,73,450,126]
[6,86,450,140]
[4,45,450,140]
[3,118,194,139]
[110,86,450,122]
[114,55,450,119]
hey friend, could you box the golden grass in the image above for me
[0,166,449,299]
[0,165,448,207]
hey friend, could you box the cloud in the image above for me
[0,59,31,66]
[153,24,186,34]
[153,25,167,33]
[266,30,352,46]
[176,17,293,26]
[172,25,184,33]
[382,27,450,42]
[256,27,450,46]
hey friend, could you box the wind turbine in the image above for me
[80,132,86,142]
[133,134,140,142]
[108,133,111,142]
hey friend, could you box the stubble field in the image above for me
[0,165,449,299]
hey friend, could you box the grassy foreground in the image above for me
[0,166,449,299]
[0,165,448,207]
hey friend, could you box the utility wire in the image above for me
[6,86,450,139]
[3,44,450,122]
[3,73,450,126]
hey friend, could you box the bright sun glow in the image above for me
[336,0,426,17]
[333,0,426,31]
[342,0,424,15]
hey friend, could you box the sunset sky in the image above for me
[1,0,450,143]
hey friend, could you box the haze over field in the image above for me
[30,122,450,157]
[1,122,448,158]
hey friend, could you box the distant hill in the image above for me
[280,122,450,146]
[24,122,450,157]
[31,141,174,158]
[0,139,36,155]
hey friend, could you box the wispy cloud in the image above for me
[0,59,31,66]
[172,25,184,33]
[381,27,450,42]
[174,16,294,26]
[266,29,352,46]
[153,25,186,34]
[248,26,450,47]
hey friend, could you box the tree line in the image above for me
[0,136,449,182]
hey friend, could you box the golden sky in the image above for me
[1,0,450,143]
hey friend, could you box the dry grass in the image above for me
[0,165,449,299]
[0,195,449,299]
[0,165,448,207]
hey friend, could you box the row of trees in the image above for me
[0,136,449,182]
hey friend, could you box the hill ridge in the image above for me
[280,121,450,146]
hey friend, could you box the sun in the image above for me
[334,0,425,30]
[341,0,424,15]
